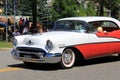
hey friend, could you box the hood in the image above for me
[15,31,89,48]
[22,31,80,43]
[34,31,86,41]
[23,31,83,40]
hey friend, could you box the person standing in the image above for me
[19,18,23,34]
[36,22,43,33]
[25,18,29,28]
[22,18,30,34]
[7,18,12,32]
[12,29,20,36]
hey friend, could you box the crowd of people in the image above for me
[18,17,30,35]
[6,17,45,38]
[0,17,47,41]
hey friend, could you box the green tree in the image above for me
[91,0,120,18]
[103,0,120,18]
[50,0,97,21]
[77,5,86,16]
[86,2,96,16]
[37,0,49,22]
[2,0,32,16]
[18,0,32,16]
[51,0,79,21]
[2,0,15,15]
[18,0,49,23]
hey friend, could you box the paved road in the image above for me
[0,50,120,80]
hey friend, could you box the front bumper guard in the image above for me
[11,49,62,63]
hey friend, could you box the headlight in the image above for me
[45,40,54,51]
[11,38,17,46]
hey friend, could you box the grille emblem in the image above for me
[26,40,33,45]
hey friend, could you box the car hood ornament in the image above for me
[26,40,34,45]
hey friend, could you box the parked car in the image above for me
[11,16,120,68]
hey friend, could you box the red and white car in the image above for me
[11,16,120,68]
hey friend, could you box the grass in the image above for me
[0,40,13,48]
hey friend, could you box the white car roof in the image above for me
[58,16,120,26]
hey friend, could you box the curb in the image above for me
[0,48,11,51]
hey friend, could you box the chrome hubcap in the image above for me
[63,50,73,64]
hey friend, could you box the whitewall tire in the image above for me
[60,49,76,68]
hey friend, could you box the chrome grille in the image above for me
[17,47,45,53]
[16,47,46,59]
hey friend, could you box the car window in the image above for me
[88,21,119,33]
[101,22,117,27]
[53,20,87,32]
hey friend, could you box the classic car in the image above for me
[11,16,120,68]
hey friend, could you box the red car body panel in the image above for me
[75,30,120,59]
[96,30,120,39]
[74,43,110,59]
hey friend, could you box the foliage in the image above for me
[18,0,49,23]
[91,0,120,18]
[50,0,96,21]
[77,5,86,16]
[50,0,78,21]
[86,2,96,16]
[2,0,15,15]
[105,0,120,18]
[37,0,50,23]
[18,0,32,16]
[1,0,119,21]
[1,0,32,15]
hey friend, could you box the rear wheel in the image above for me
[60,49,76,69]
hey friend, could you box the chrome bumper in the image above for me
[11,49,62,63]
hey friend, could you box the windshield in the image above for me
[53,20,88,32]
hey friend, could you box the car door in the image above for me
[88,21,111,58]
[89,33,110,58]
[100,21,120,54]
[107,30,120,53]
[90,21,120,58]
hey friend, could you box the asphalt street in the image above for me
[0,50,120,80]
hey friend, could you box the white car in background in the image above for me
[11,16,120,68]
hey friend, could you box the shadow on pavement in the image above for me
[75,55,120,67]
[8,63,61,71]
[8,55,120,71]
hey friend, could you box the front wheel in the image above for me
[60,49,76,69]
